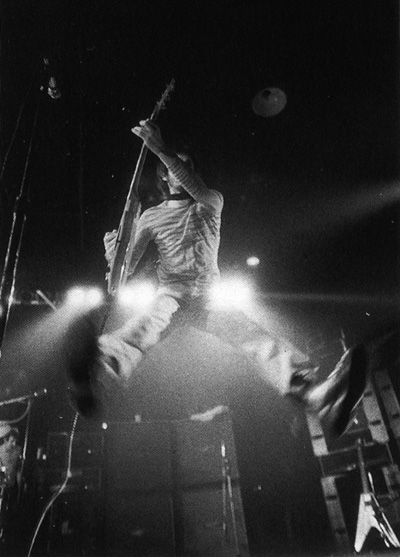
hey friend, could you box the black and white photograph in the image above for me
[0,1,399,555]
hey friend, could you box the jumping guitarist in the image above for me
[67,101,369,444]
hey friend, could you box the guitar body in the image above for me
[107,197,140,294]
[354,439,400,552]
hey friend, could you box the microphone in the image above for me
[47,76,61,100]
[41,58,61,99]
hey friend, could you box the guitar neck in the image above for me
[107,79,175,294]
[356,439,371,494]
[121,79,175,211]
[123,144,148,212]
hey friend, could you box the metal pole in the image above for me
[0,107,39,353]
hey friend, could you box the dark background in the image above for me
[1,0,399,301]
[0,1,399,555]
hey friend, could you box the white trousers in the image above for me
[98,292,317,397]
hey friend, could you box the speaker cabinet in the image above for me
[104,492,175,556]
[46,431,103,492]
[45,415,249,556]
[102,417,249,556]
[181,485,248,556]
[104,421,172,492]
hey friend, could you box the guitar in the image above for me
[354,438,400,552]
[107,79,175,295]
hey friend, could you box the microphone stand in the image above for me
[0,56,59,357]
[0,105,39,354]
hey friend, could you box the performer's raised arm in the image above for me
[132,120,223,210]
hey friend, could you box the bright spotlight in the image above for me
[66,288,86,306]
[85,288,104,307]
[246,256,260,267]
[210,278,253,309]
[117,282,156,309]
[65,287,104,309]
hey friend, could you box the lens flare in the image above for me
[65,287,104,309]
[246,256,260,267]
[210,278,253,309]
[117,282,157,309]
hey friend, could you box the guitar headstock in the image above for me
[153,79,175,117]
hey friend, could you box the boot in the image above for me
[292,345,369,438]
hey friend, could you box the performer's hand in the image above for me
[104,230,118,264]
[131,120,167,155]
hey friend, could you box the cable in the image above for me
[26,411,79,557]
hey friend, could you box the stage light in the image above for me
[85,288,104,307]
[252,87,287,117]
[246,256,260,267]
[209,278,253,309]
[65,288,86,306]
[65,288,85,306]
[117,282,157,309]
[65,287,104,309]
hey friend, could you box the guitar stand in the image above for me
[354,439,400,552]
